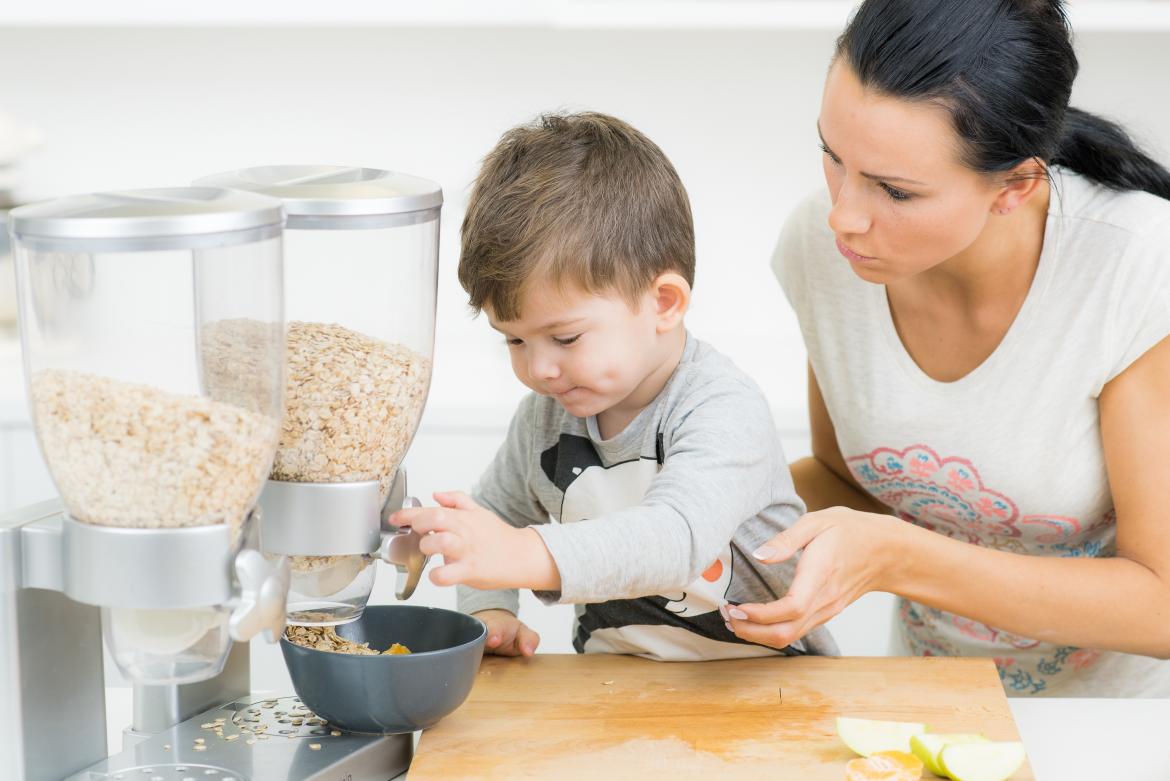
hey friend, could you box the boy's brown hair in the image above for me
[459,112,695,321]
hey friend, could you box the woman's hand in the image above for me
[388,491,560,592]
[725,507,901,649]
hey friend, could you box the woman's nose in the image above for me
[828,180,872,237]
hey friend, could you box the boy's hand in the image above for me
[473,609,541,657]
[388,491,561,592]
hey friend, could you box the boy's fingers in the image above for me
[385,508,418,528]
[395,508,455,534]
[428,560,470,587]
[418,531,464,559]
[517,623,541,656]
[493,641,523,657]
[434,491,481,511]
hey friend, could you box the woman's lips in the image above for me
[836,237,876,264]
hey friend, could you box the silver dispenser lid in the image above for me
[193,165,442,228]
[9,186,284,244]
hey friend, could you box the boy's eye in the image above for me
[552,334,581,346]
[879,182,913,202]
[506,337,524,346]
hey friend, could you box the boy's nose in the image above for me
[529,350,560,381]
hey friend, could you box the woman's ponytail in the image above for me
[1053,107,1170,199]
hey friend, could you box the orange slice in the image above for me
[845,750,925,781]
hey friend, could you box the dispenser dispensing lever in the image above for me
[380,497,430,600]
[227,539,290,643]
[379,471,431,600]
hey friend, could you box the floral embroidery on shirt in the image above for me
[861,444,1112,694]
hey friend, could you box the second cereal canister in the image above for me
[195,165,442,625]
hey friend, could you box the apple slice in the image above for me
[939,741,1026,781]
[909,734,989,776]
[837,717,928,757]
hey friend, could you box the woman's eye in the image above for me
[880,183,913,202]
[819,143,842,165]
[553,334,581,346]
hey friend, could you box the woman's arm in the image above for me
[734,343,1170,659]
[791,363,891,515]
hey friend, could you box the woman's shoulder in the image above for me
[1052,169,1170,387]
[1055,167,1170,253]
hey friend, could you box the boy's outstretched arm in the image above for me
[389,491,562,592]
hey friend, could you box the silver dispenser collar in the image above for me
[257,470,431,601]
[18,505,287,643]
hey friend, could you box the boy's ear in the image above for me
[652,272,690,333]
[991,157,1047,217]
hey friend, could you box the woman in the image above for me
[725,0,1170,696]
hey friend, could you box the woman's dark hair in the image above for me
[837,0,1170,199]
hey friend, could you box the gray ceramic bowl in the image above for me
[280,605,486,734]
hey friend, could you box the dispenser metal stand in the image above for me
[1,499,417,781]
[0,500,292,780]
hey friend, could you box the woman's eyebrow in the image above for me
[816,122,927,186]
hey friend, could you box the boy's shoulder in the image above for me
[654,335,773,428]
[671,335,767,398]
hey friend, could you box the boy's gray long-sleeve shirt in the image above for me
[458,334,838,660]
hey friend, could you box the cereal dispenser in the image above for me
[1,187,291,780]
[194,166,441,626]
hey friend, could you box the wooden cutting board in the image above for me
[409,654,1033,780]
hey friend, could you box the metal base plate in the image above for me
[66,694,412,781]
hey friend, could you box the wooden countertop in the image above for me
[409,654,1032,780]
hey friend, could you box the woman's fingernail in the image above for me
[752,545,778,560]
[729,607,749,620]
[718,605,730,621]
[724,622,733,632]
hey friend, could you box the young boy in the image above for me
[391,112,836,661]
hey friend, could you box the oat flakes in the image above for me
[30,369,277,537]
[285,624,411,655]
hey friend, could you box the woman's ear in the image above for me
[991,157,1048,216]
[652,272,691,333]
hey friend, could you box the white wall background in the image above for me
[2,20,1170,693]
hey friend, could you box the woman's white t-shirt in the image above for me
[773,167,1170,697]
